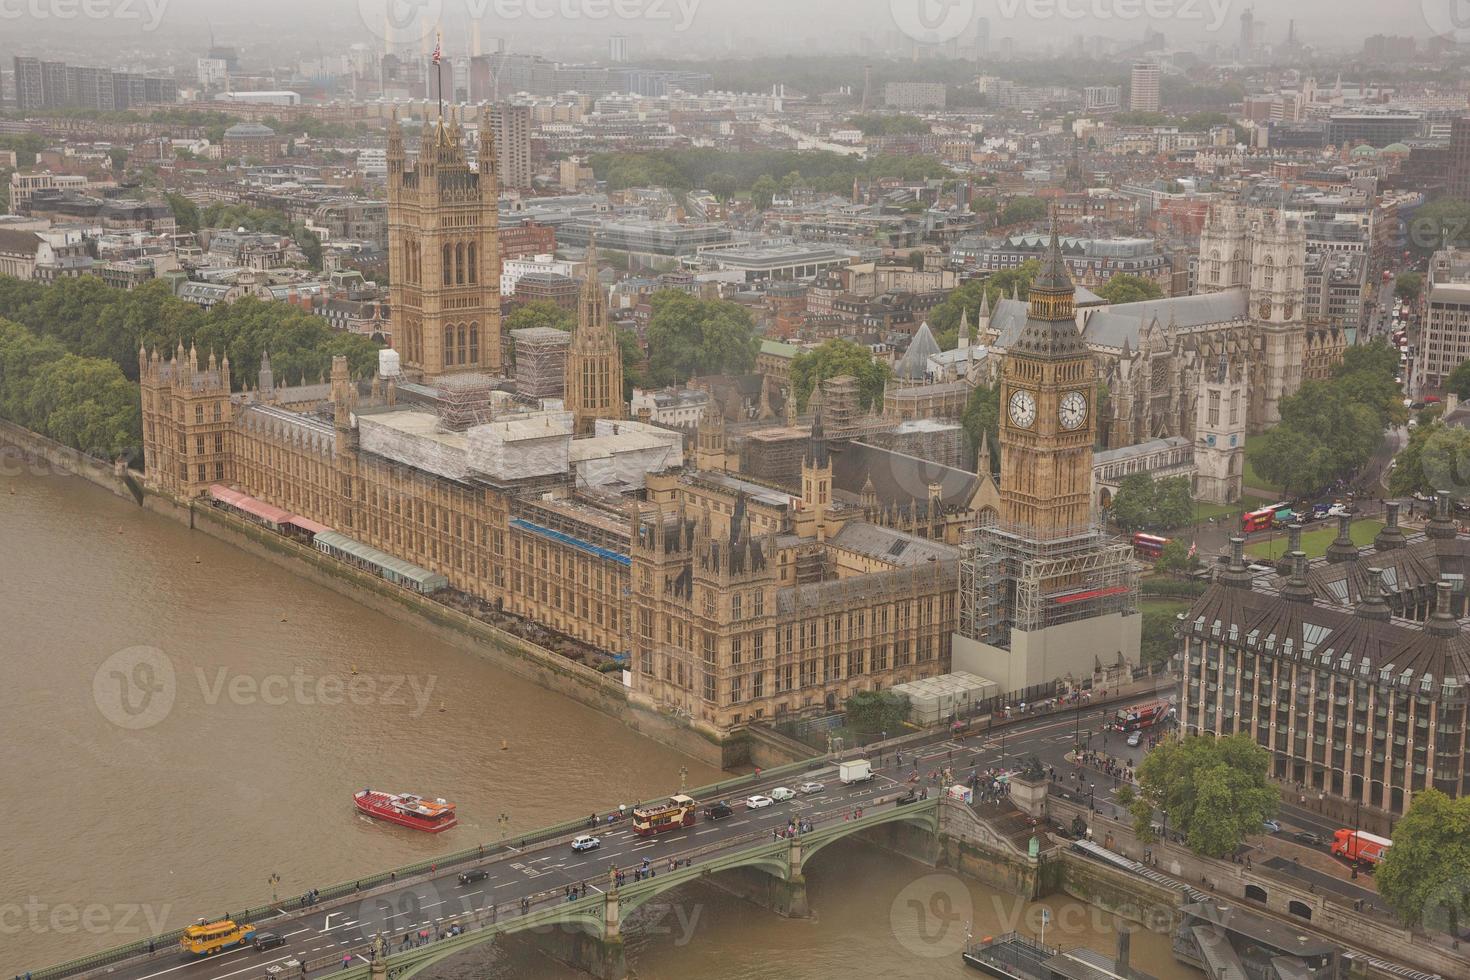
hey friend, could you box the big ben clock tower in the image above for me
[952,228,1139,695]
[999,230,1096,537]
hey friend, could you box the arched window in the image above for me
[1262,255,1275,290]
[455,243,465,285]
[469,322,479,363]
[466,242,477,284]
[444,325,456,365]
[442,244,452,285]
[1208,249,1220,282]
[458,325,467,364]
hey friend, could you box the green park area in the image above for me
[1187,495,1270,527]
[1244,519,1385,562]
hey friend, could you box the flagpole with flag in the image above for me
[432,31,443,121]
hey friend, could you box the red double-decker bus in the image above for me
[1113,698,1173,733]
[1132,533,1170,561]
[1241,503,1288,533]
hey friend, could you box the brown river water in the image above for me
[0,466,1192,978]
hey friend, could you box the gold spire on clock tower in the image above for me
[999,228,1096,538]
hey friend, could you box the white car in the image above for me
[770,787,796,802]
[745,795,774,810]
[1126,731,1142,747]
[797,781,825,795]
[570,835,600,852]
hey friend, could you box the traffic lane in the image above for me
[109,777,909,979]
[92,705,1159,980]
[313,782,911,949]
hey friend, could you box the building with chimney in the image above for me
[1180,502,1470,818]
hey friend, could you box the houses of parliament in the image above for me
[140,108,1135,743]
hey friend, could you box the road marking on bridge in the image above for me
[200,953,298,980]
[283,927,310,937]
[695,827,719,835]
[321,912,350,931]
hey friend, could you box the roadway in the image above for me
[95,764,921,980]
[79,698,1175,980]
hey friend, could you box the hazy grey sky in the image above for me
[1,0,1459,62]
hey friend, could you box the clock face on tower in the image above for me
[1059,390,1088,431]
[1008,389,1037,429]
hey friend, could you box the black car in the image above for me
[895,789,918,806]
[704,801,734,821]
[252,932,286,951]
[1293,831,1326,847]
[458,869,490,885]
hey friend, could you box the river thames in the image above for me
[0,465,1191,977]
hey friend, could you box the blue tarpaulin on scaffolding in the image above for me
[510,518,631,566]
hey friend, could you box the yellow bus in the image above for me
[179,918,257,957]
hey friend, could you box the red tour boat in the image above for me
[353,789,458,833]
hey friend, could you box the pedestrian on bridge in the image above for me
[342,954,352,970]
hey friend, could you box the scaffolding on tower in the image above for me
[510,326,570,401]
[957,518,1139,651]
[437,373,498,431]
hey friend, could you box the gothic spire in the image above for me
[806,410,829,469]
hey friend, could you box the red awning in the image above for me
[209,484,291,526]
[286,515,331,535]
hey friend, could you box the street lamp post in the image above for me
[268,873,280,903]
[1161,810,1168,844]
[679,766,688,793]
[498,812,510,841]
[1089,783,1096,812]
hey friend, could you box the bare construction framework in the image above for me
[438,374,499,430]
[957,520,1139,649]
[511,327,570,400]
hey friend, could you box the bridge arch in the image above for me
[798,806,939,867]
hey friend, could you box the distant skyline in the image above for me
[1,0,1466,66]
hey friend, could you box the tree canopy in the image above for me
[1252,342,1400,497]
[1389,421,1470,501]
[0,318,140,461]
[1156,538,1199,577]
[845,114,929,137]
[1108,473,1194,532]
[1127,734,1279,858]
[1095,274,1163,305]
[1376,789,1470,933]
[962,381,1000,475]
[1408,197,1470,255]
[790,338,890,413]
[1444,359,1470,401]
[998,196,1047,228]
[1139,610,1180,670]
[844,690,911,735]
[644,290,757,387]
[0,276,380,389]
[929,260,1040,343]
[1395,272,1423,303]
[504,301,574,334]
[589,148,950,204]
